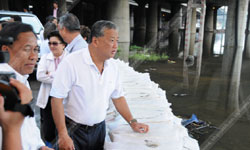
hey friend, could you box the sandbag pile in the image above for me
[105,59,199,150]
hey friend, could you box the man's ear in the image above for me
[92,37,99,47]
[1,45,9,52]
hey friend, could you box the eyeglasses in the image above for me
[48,42,62,46]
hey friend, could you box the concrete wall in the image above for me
[106,0,130,62]
[145,0,158,49]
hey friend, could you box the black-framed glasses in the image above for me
[48,42,62,46]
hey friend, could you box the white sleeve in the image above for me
[111,65,124,99]
[36,55,54,84]
[0,127,2,149]
[50,59,74,99]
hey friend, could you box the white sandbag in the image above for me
[105,59,199,150]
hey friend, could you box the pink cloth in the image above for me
[53,8,58,18]
[54,57,60,70]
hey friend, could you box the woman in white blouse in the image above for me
[36,30,68,148]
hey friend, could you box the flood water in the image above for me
[133,56,250,150]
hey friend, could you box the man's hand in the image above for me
[0,79,33,150]
[0,95,24,150]
[130,122,149,133]
[9,78,33,104]
[112,97,149,133]
[0,78,33,128]
[58,133,75,150]
[0,95,24,129]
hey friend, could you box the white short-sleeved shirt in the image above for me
[50,48,124,126]
[64,34,88,53]
[0,63,44,150]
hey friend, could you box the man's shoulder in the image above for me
[0,63,7,67]
[64,49,85,62]
[75,35,88,47]
[0,63,11,71]
[106,58,120,72]
[0,63,29,87]
[107,58,118,66]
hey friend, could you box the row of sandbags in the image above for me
[104,60,200,150]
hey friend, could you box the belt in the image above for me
[65,117,104,130]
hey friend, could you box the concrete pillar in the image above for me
[130,6,134,44]
[133,0,147,46]
[211,7,219,54]
[203,5,214,57]
[222,0,236,78]
[169,4,182,57]
[157,4,162,49]
[58,0,67,14]
[0,0,9,10]
[220,0,237,108]
[245,2,250,58]
[145,0,158,49]
[95,3,103,21]
[107,0,130,62]
[189,8,197,55]
[228,0,249,111]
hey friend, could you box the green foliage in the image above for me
[128,45,168,61]
[129,45,144,51]
[129,45,154,53]
[117,46,121,52]
[129,53,169,62]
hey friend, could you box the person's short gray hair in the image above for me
[90,20,117,43]
[58,13,80,32]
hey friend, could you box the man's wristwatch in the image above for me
[129,119,137,125]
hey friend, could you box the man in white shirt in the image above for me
[0,22,53,150]
[50,20,149,150]
[57,13,88,53]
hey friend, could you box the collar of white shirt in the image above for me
[82,48,110,69]
[65,34,82,52]
[0,63,29,87]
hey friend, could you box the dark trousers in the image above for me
[40,97,57,144]
[65,117,106,150]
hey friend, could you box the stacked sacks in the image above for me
[105,59,199,150]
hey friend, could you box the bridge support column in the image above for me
[145,0,158,49]
[189,8,197,56]
[245,2,250,58]
[203,5,214,57]
[169,4,182,57]
[133,0,147,46]
[107,0,130,62]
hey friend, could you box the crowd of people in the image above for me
[0,4,149,150]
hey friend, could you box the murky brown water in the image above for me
[133,56,250,150]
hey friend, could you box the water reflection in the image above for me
[133,57,250,150]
